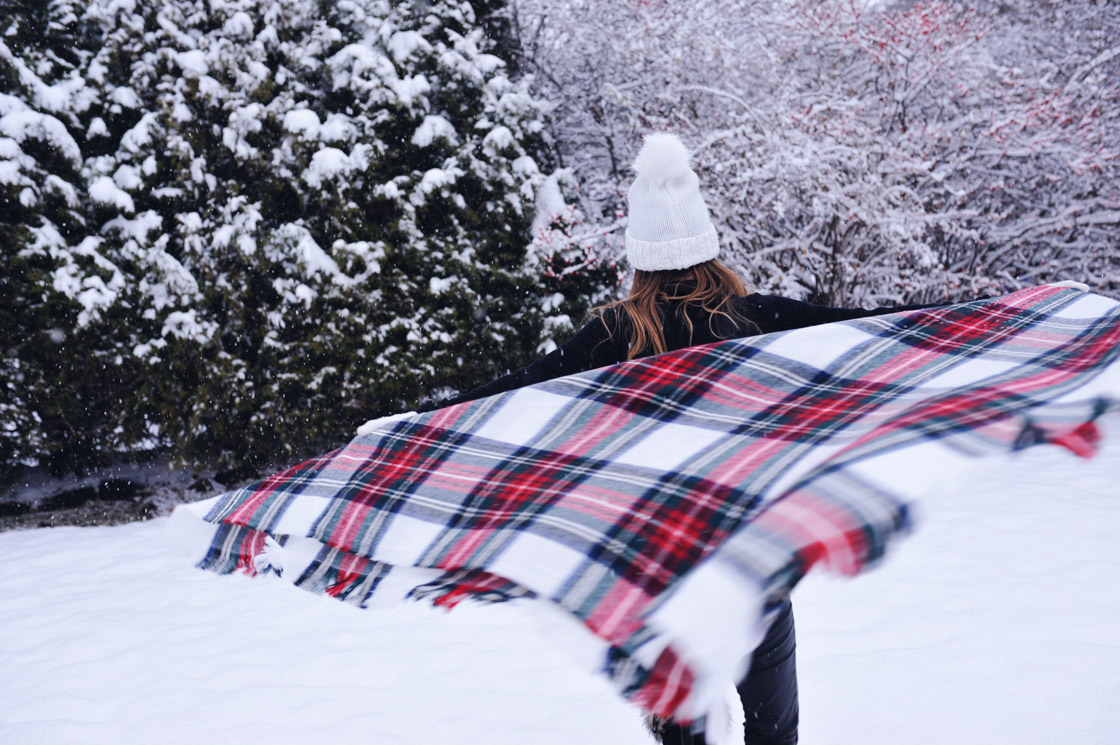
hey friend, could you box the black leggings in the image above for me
[657,600,798,745]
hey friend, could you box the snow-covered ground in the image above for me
[2,429,1119,745]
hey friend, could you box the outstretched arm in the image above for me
[421,312,626,410]
[745,293,947,335]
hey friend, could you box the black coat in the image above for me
[438,292,933,408]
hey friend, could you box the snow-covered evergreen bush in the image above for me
[2,0,596,480]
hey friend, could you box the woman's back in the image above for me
[438,287,929,409]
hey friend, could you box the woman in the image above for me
[431,133,932,745]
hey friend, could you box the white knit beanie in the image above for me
[625,133,719,272]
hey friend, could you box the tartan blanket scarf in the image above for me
[174,286,1120,727]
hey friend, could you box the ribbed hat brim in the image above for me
[625,226,720,271]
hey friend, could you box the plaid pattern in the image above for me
[408,568,537,608]
[179,286,1120,725]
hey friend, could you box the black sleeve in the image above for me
[745,294,945,335]
[421,311,627,410]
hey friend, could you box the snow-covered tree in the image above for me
[2,0,597,480]
[511,0,1119,305]
[757,0,1120,303]
[1,0,128,475]
[932,0,1120,295]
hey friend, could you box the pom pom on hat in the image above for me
[625,133,719,272]
[632,132,694,187]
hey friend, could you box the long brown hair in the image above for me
[597,259,755,359]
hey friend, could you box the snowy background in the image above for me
[2,424,1118,745]
[4,0,1118,492]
